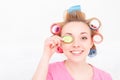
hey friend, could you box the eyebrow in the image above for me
[65,33,72,35]
[63,32,89,36]
[80,32,88,35]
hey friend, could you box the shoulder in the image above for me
[47,61,71,80]
[48,61,65,72]
[93,66,112,80]
[49,61,64,69]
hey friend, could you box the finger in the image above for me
[48,35,63,48]
[53,37,62,47]
[49,40,56,48]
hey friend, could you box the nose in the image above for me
[72,39,81,48]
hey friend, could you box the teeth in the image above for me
[72,51,81,54]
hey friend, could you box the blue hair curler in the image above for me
[68,5,81,13]
[88,48,97,57]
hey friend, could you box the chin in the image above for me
[68,57,86,63]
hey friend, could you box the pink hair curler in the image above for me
[89,18,101,30]
[50,24,62,35]
[93,33,103,44]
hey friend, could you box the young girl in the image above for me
[33,5,112,80]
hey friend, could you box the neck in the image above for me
[64,60,90,73]
[64,60,93,80]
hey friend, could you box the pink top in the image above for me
[47,61,112,80]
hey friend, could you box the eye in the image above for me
[81,36,87,40]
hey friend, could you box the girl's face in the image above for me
[61,21,93,62]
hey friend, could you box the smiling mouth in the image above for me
[71,50,84,56]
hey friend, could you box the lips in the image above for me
[71,50,84,56]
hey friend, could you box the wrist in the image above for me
[41,53,51,62]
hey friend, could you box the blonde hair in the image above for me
[56,10,99,38]
[52,7,102,56]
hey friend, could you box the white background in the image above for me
[0,0,120,80]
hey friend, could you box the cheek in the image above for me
[89,39,94,48]
[61,43,71,51]
[85,43,93,49]
[85,38,93,47]
[80,41,93,51]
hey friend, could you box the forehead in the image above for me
[61,21,91,34]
